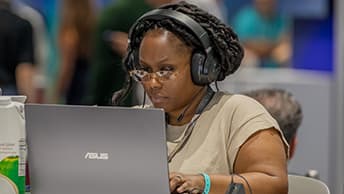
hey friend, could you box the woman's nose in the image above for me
[147,74,163,89]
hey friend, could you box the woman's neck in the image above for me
[168,87,207,126]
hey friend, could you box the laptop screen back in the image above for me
[25,104,169,194]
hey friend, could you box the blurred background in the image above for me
[1,0,342,193]
[4,0,332,103]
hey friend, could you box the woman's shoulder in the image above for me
[215,92,263,108]
[209,92,268,118]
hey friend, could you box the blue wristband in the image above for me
[201,173,211,194]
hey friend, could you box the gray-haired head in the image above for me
[243,88,303,144]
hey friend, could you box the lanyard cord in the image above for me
[168,87,215,163]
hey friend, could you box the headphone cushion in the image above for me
[191,50,220,85]
[191,51,206,85]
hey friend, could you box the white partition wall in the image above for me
[217,68,334,189]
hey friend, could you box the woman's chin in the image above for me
[153,103,167,110]
[152,103,173,112]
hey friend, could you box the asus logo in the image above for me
[84,152,109,160]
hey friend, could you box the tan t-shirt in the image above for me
[167,92,289,175]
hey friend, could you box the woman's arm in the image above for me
[170,128,288,194]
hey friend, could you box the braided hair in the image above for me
[112,1,244,105]
[128,1,243,79]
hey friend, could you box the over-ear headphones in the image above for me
[126,8,221,86]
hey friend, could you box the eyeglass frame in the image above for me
[129,63,189,82]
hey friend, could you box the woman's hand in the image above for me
[169,172,204,194]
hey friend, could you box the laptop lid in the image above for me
[25,104,170,194]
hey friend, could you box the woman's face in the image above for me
[138,29,203,115]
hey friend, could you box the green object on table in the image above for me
[0,156,25,194]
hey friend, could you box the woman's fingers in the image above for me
[169,173,204,194]
[170,173,185,192]
[176,180,191,193]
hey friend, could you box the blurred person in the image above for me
[0,0,36,102]
[244,88,320,179]
[54,0,96,105]
[12,0,49,103]
[243,88,302,159]
[113,2,289,193]
[182,0,226,22]
[147,0,226,21]
[87,0,152,106]
[232,0,291,68]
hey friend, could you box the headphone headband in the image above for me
[128,9,212,55]
[126,7,220,85]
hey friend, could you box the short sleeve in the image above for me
[226,95,289,171]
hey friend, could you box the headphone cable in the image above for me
[177,87,206,122]
[112,76,133,106]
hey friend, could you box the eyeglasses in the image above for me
[129,69,175,82]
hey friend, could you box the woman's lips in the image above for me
[150,95,168,104]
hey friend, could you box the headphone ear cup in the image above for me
[191,51,206,85]
[204,54,221,82]
[191,50,220,85]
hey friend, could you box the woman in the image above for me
[55,0,96,104]
[114,2,289,193]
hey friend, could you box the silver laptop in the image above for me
[25,104,170,194]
